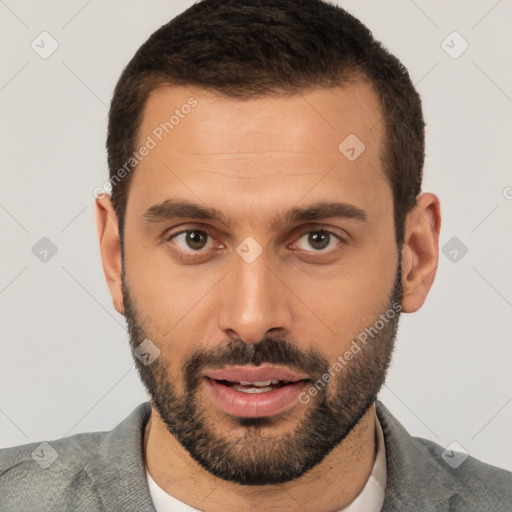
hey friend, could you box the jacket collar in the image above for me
[89,402,156,511]
[376,400,454,511]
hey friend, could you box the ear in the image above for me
[400,192,441,313]
[95,194,124,315]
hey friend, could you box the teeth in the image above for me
[233,385,274,393]
[238,379,279,387]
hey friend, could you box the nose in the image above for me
[217,248,293,343]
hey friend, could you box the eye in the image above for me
[293,229,344,252]
[166,229,217,253]
[165,227,346,259]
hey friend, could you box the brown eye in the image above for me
[294,230,342,252]
[307,231,330,250]
[167,230,213,252]
[184,231,208,250]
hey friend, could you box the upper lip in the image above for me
[203,365,310,383]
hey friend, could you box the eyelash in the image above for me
[164,227,346,258]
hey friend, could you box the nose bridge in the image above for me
[218,246,291,343]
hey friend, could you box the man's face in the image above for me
[121,82,401,485]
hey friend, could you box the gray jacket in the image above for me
[1,400,511,511]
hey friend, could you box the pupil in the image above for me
[186,231,206,250]
[309,231,329,250]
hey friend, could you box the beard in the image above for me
[122,259,402,486]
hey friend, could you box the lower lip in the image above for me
[203,377,310,418]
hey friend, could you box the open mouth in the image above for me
[212,378,301,393]
[204,375,311,417]
[202,366,312,417]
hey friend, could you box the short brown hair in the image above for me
[107,0,424,245]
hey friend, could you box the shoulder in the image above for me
[376,400,512,511]
[415,436,512,508]
[0,431,106,511]
[0,402,153,512]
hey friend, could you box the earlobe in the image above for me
[400,193,441,313]
[95,195,125,316]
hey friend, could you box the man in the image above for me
[1,0,511,511]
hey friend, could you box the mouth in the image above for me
[201,366,312,418]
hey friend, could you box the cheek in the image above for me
[124,240,223,352]
[125,232,194,303]
[287,244,398,352]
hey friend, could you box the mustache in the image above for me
[183,336,330,391]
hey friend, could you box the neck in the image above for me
[144,403,377,512]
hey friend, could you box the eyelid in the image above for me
[165,223,348,240]
[164,227,213,242]
[292,223,348,240]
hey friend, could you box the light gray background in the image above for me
[1,0,511,472]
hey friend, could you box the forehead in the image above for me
[127,82,390,225]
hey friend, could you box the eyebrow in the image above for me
[142,198,367,229]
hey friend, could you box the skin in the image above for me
[96,81,441,511]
